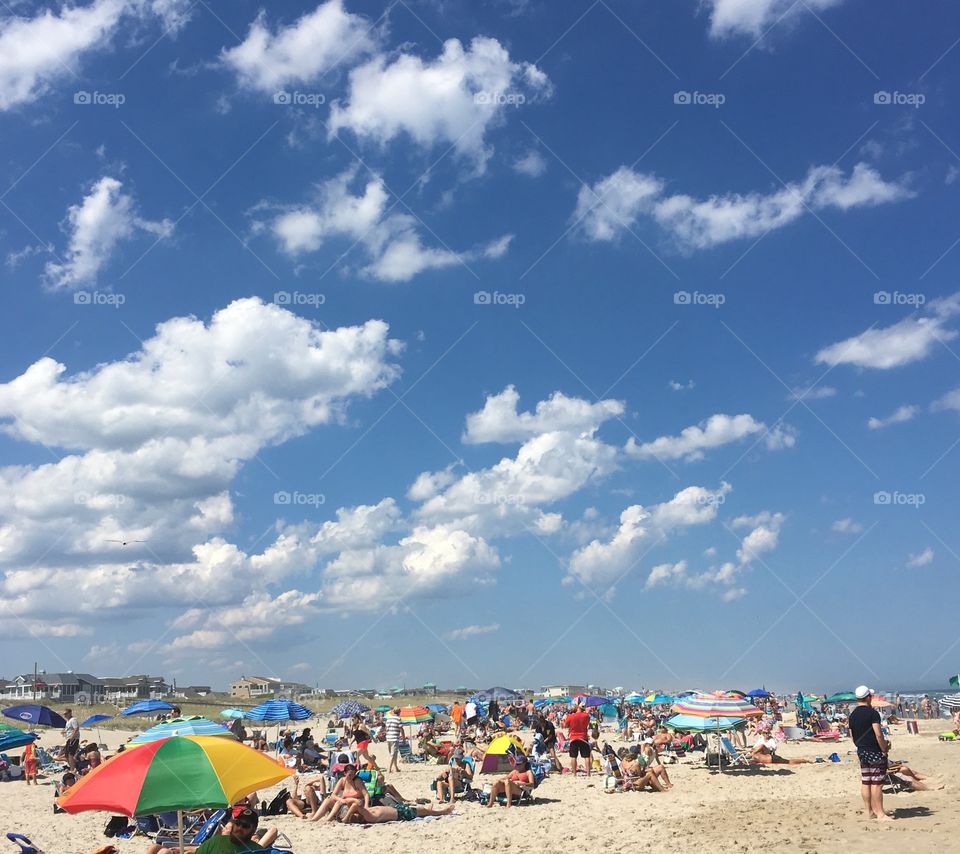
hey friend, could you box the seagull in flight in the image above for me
[105,539,146,546]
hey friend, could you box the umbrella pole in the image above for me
[177,809,184,854]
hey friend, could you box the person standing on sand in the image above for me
[849,685,892,822]
[564,701,592,777]
[384,707,402,773]
[62,708,80,770]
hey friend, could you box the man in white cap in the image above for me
[849,686,892,821]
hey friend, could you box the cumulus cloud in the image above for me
[831,517,864,534]
[221,0,379,92]
[44,176,174,289]
[463,385,624,444]
[445,622,499,640]
[260,167,511,281]
[668,379,695,391]
[867,404,917,429]
[704,0,845,39]
[932,387,960,412]
[568,483,732,587]
[625,413,794,462]
[328,36,551,172]
[815,293,959,370]
[905,547,933,568]
[512,149,547,177]
[574,162,910,249]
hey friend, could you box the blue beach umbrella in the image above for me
[220,708,246,719]
[664,713,746,732]
[247,700,313,722]
[3,704,66,728]
[328,700,370,720]
[0,730,38,751]
[747,689,771,699]
[121,700,174,717]
[80,714,113,727]
[130,716,233,745]
[425,703,448,713]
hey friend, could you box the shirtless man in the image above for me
[341,801,454,824]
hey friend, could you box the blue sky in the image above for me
[1,0,958,695]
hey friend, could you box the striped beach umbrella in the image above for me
[247,700,312,722]
[397,706,433,724]
[58,735,292,852]
[665,713,746,732]
[130,716,234,745]
[940,693,960,709]
[672,694,763,718]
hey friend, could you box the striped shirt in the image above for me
[384,714,402,743]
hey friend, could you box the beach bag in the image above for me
[264,788,290,815]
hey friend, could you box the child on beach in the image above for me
[23,741,38,785]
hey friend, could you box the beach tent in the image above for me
[480,734,526,774]
[471,687,521,704]
[121,700,174,717]
[3,704,66,728]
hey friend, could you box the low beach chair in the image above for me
[6,834,45,854]
[718,737,752,768]
[34,747,66,774]
[397,740,424,763]
[153,809,226,849]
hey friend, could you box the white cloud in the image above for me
[221,0,379,93]
[568,483,732,587]
[645,559,687,589]
[831,517,864,534]
[733,511,784,565]
[789,385,836,400]
[146,0,193,33]
[44,176,174,289]
[704,0,845,39]
[328,36,550,172]
[445,622,499,640]
[931,387,960,413]
[574,162,910,249]
[463,385,624,444]
[668,379,695,391]
[816,293,959,370]
[0,0,125,110]
[625,413,794,462]
[906,547,933,568]
[512,149,547,177]
[867,404,917,429]
[262,167,511,281]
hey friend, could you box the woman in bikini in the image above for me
[307,763,369,822]
[485,756,535,807]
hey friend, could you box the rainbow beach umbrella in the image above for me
[672,694,763,718]
[397,706,433,724]
[58,735,292,851]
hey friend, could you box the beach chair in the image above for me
[34,747,66,774]
[810,720,841,741]
[718,737,752,768]
[153,809,226,848]
[5,834,44,854]
[781,726,807,742]
[397,740,424,763]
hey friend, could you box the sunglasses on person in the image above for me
[233,820,255,831]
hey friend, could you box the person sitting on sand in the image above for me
[750,734,811,765]
[619,749,665,792]
[639,738,672,789]
[340,802,455,824]
[887,762,944,791]
[485,755,535,807]
[308,763,369,822]
[434,751,474,804]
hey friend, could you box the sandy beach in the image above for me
[2,718,956,854]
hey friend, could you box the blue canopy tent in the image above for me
[2,704,66,728]
[120,700,174,717]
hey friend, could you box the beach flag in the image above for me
[949,675,959,687]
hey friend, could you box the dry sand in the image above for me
[1,719,957,854]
